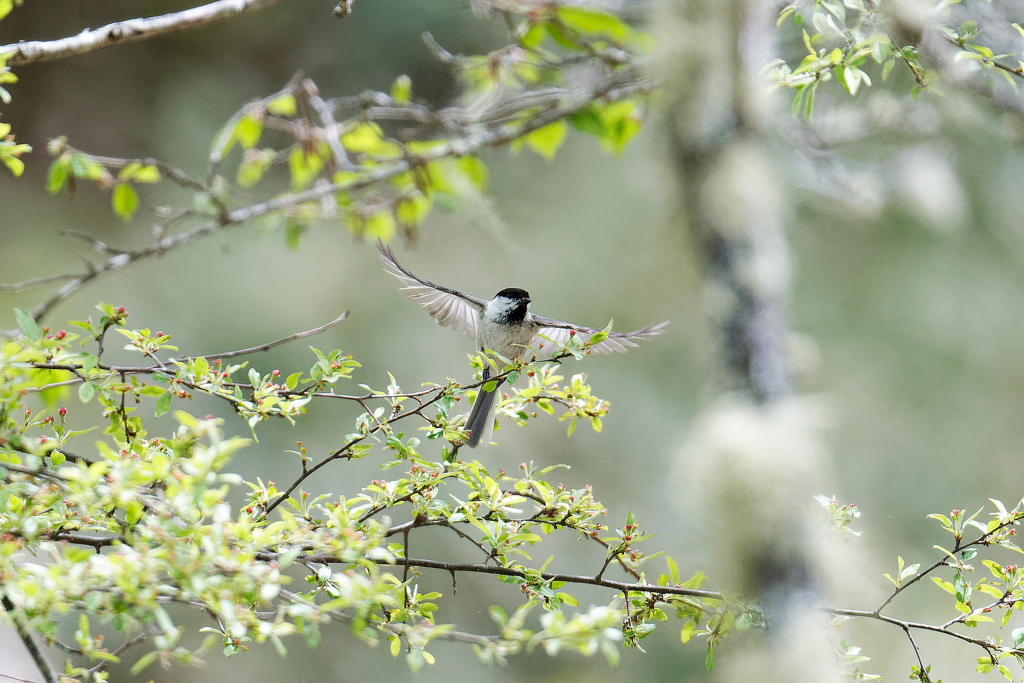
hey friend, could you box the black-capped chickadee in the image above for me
[378,243,668,447]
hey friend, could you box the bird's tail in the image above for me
[466,369,502,448]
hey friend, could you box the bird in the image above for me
[378,242,668,447]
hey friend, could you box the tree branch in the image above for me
[0,0,284,66]
[274,553,723,600]
[201,310,349,360]
[829,607,1021,656]
[1,596,58,683]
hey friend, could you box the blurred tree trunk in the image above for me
[663,1,837,679]
[666,0,791,403]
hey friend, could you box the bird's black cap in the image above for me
[495,288,530,302]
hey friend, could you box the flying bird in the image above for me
[378,242,668,447]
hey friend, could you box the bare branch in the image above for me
[0,273,79,293]
[29,220,218,322]
[202,310,350,360]
[0,0,284,67]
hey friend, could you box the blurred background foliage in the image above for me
[3,0,1024,680]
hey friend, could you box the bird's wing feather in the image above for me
[379,242,486,340]
[531,316,669,354]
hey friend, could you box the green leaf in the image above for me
[130,651,158,674]
[237,148,275,188]
[598,100,642,154]
[391,74,412,104]
[288,143,328,191]
[395,193,433,228]
[2,153,23,176]
[456,156,488,191]
[155,391,172,417]
[286,372,302,390]
[118,163,160,183]
[78,381,97,404]
[285,218,307,250]
[557,6,631,42]
[569,108,605,138]
[267,94,297,117]
[0,0,14,21]
[521,23,546,49]
[362,211,396,241]
[524,121,568,162]
[69,152,104,180]
[666,555,679,584]
[236,112,264,150]
[14,308,40,340]
[46,156,70,194]
[112,183,140,221]
[705,642,714,670]
[546,22,582,50]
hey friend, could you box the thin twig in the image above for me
[0,0,284,66]
[86,633,148,674]
[202,311,350,360]
[0,274,79,293]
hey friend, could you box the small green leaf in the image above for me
[361,211,396,241]
[78,381,97,404]
[131,164,160,183]
[117,162,159,183]
[155,391,172,416]
[14,308,40,340]
[705,642,714,670]
[112,183,139,221]
[569,108,605,138]
[557,6,631,41]
[46,156,70,194]
[2,154,24,176]
[456,156,488,191]
[524,120,568,162]
[288,143,328,191]
[521,23,546,49]
[285,218,307,250]
[391,74,412,104]
[395,193,433,228]
[236,112,264,150]
[237,148,275,188]
[130,651,158,674]
[267,94,297,117]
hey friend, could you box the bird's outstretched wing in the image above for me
[531,317,669,354]
[378,242,487,340]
